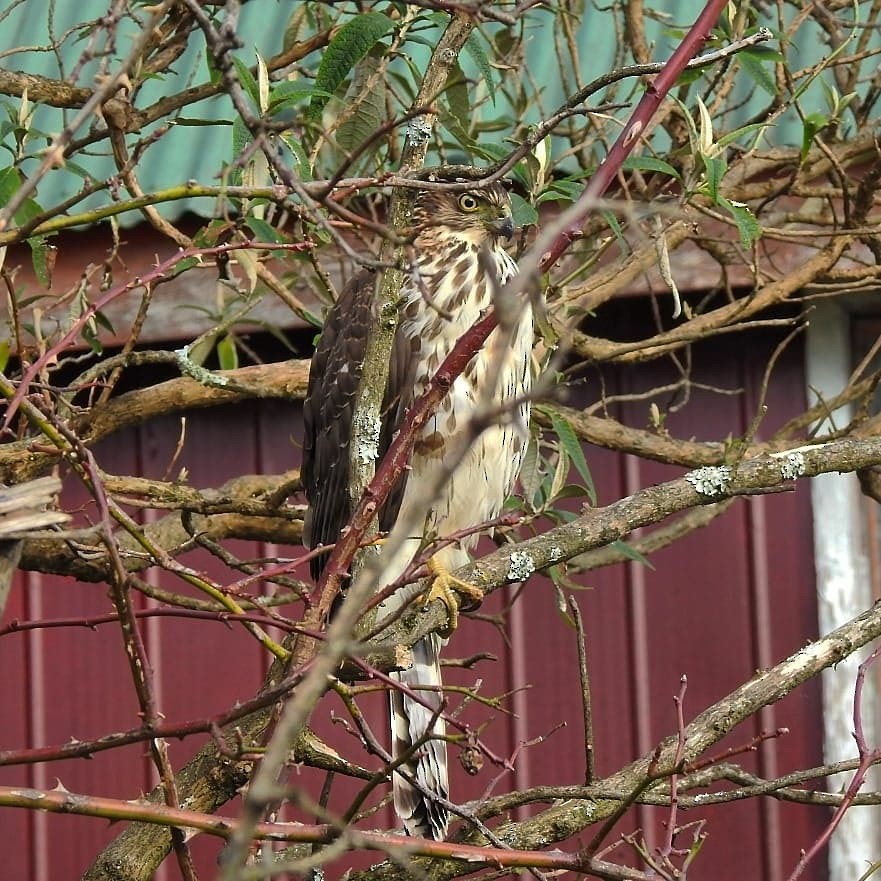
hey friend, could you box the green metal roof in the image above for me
[0,1,863,227]
[1,1,287,225]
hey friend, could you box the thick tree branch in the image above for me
[17,471,301,581]
[0,360,309,483]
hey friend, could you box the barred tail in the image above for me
[389,632,449,840]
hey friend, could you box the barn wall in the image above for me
[0,317,826,880]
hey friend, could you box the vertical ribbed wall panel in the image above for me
[0,327,825,879]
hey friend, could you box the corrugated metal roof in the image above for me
[0,2,857,226]
[2,0,284,225]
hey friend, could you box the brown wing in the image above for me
[301,269,415,581]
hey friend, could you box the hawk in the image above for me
[302,176,533,840]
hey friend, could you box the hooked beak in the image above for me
[487,214,515,241]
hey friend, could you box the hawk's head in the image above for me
[411,181,514,247]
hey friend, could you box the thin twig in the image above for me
[566,595,595,784]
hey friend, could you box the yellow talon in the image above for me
[424,557,484,635]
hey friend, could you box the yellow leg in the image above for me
[424,557,484,635]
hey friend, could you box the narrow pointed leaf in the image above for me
[610,540,655,568]
[549,445,570,502]
[737,50,777,97]
[463,31,496,105]
[336,52,386,157]
[445,62,471,133]
[29,237,52,288]
[217,334,239,371]
[519,431,543,512]
[546,408,596,504]
[309,12,394,120]
[702,155,726,204]
[622,155,682,181]
[231,56,260,106]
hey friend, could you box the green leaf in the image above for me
[229,116,251,186]
[59,158,92,180]
[269,82,333,112]
[15,197,41,227]
[622,155,682,181]
[702,154,726,204]
[468,142,531,190]
[535,191,569,206]
[510,192,538,228]
[205,47,222,85]
[406,33,441,49]
[737,50,777,97]
[439,112,477,155]
[81,324,103,355]
[217,334,239,371]
[674,66,705,88]
[29,237,51,288]
[312,225,332,245]
[0,165,44,231]
[336,52,386,157]
[463,30,496,105]
[302,309,324,329]
[309,12,394,120]
[245,215,284,243]
[599,209,627,250]
[231,55,260,106]
[92,309,115,335]
[0,166,20,204]
[519,430,544,512]
[536,179,582,204]
[0,339,7,372]
[444,63,471,133]
[279,132,312,180]
[546,408,596,504]
[168,117,232,127]
[800,112,828,162]
[552,484,594,501]
[231,114,251,155]
[721,198,762,248]
[740,44,784,63]
[171,255,200,278]
[610,540,655,568]
[715,122,773,151]
[282,3,307,53]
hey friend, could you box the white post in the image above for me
[805,300,881,879]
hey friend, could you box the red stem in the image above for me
[657,675,689,862]
[539,0,730,271]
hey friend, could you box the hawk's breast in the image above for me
[396,240,532,541]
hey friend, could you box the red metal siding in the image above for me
[0,328,825,879]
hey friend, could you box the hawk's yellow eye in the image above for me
[458,193,480,212]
